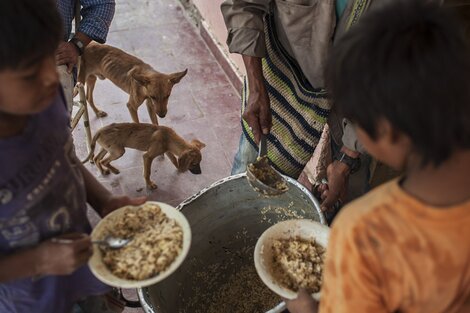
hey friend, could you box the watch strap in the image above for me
[335,152,361,174]
[69,37,84,56]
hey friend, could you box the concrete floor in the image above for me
[73,0,241,207]
[72,0,241,311]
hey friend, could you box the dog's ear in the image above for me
[191,139,206,150]
[129,67,151,86]
[177,150,192,172]
[169,69,188,84]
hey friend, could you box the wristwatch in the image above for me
[69,37,85,56]
[335,152,361,174]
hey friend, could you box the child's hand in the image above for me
[99,195,147,217]
[35,233,92,276]
[285,289,319,313]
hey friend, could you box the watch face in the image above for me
[75,39,84,49]
[70,38,84,55]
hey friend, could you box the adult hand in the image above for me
[243,84,271,144]
[56,42,79,73]
[35,233,92,276]
[321,146,360,211]
[285,289,319,313]
[242,55,272,143]
[99,195,147,217]
[320,161,350,212]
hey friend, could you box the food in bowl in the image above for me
[100,203,183,280]
[270,237,325,293]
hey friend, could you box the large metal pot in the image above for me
[138,173,325,313]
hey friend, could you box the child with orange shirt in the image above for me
[286,1,470,312]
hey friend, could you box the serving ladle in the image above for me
[246,134,289,196]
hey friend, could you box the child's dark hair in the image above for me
[327,0,470,165]
[0,0,62,70]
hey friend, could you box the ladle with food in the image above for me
[246,134,289,196]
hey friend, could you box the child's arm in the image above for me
[78,163,146,217]
[0,234,91,283]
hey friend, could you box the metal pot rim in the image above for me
[137,173,326,312]
[177,173,324,222]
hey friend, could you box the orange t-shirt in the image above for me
[319,179,470,313]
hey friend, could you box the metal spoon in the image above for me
[246,134,289,196]
[92,236,132,249]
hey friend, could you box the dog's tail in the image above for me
[81,131,101,164]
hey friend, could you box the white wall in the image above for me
[192,0,246,76]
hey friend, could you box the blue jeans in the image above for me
[231,133,258,175]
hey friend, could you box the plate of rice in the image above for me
[254,219,329,300]
[89,201,191,288]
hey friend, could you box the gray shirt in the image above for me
[222,0,336,88]
[221,0,366,153]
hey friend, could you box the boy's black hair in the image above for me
[446,1,470,41]
[327,0,470,165]
[0,0,62,70]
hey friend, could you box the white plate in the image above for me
[89,201,191,288]
[254,219,330,301]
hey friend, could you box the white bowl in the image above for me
[254,219,330,300]
[89,201,191,288]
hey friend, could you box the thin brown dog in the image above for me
[82,123,205,189]
[78,42,187,124]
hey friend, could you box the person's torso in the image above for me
[0,90,108,313]
[272,0,337,87]
[337,180,470,313]
[0,91,89,250]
